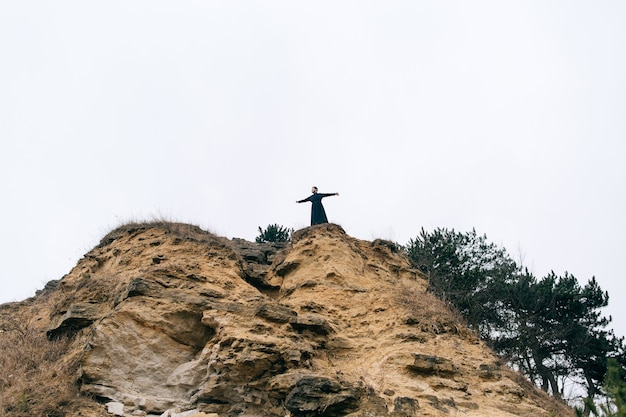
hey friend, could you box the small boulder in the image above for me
[408,354,457,376]
[284,376,361,417]
[107,401,125,416]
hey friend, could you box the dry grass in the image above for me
[96,220,242,263]
[0,317,80,417]
[503,368,575,417]
[395,280,472,337]
[97,219,219,247]
[395,283,574,416]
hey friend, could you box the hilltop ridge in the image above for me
[0,222,573,417]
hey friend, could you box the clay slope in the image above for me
[0,222,573,417]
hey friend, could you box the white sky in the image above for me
[1,1,625,339]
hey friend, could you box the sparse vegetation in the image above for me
[97,219,243,265]
[0,317,78,417]
[98,219,222,248]
[395,280,469,337]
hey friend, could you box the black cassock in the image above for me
[297,193,335,225]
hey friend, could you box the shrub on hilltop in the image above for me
[256,223,293,243]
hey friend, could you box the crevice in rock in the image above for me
[230,238,291,294]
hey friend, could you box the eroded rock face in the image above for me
[284,376,362,417]
[33,222,570,417]
[81,301,212,410]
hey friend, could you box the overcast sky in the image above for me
[1,1,624,338]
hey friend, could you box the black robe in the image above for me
[297,193,335,225]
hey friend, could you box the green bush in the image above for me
[256,224,293,243]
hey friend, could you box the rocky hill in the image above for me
[0,222,573,417]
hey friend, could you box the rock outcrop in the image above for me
[2,222,573,417]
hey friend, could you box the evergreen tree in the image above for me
[582,358,626,417]
[406,227,517,338]
[406,227,623,407]
[601,358,626,417]
[256,224,293,243]
[494,272,621,402]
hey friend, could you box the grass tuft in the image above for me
[395,280,471,337]
[0,317,79,416]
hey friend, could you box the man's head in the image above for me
[311,186,318,193]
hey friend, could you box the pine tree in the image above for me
[255,224,293,243]
[600,358,626,417]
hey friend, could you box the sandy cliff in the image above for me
[0,222,573,417]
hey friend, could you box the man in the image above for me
[296,186,339,226]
